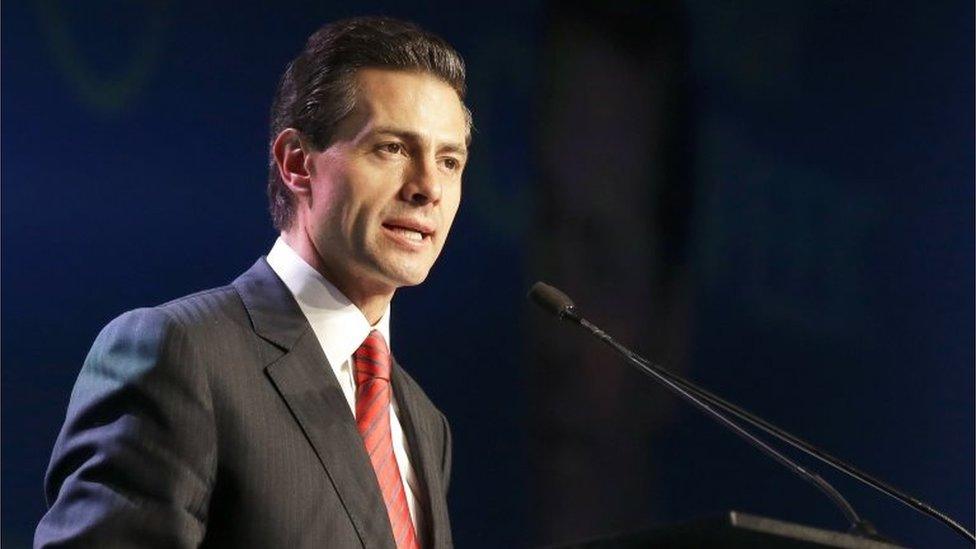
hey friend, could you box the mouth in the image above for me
[381,219,435,247]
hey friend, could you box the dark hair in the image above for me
[267,16,470,231]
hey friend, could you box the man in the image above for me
[35,16,469,548]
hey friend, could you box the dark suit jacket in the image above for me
[35,258,453,548]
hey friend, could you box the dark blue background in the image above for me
[3,1,972,547]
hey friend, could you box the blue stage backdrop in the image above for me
[2,2,972,548]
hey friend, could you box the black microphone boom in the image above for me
[527,281,975,545]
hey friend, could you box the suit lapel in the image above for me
[392,363,449,548]
[265,333,396,548]
[234,258,396,549]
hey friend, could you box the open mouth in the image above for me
[381,221,433,244]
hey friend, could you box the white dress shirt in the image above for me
[265,237,423,538]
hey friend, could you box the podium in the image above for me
[553,511,905,548]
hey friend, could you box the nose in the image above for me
[400,156,442,206]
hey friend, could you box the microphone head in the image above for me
[527,282,581,321]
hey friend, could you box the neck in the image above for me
[281,230,393,325]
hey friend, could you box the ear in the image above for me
[272,128,312,197]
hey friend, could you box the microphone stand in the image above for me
[529,282,975,545]
[625,335,974,544]
[576,314,879,539]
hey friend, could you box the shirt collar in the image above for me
[266,237,391,368]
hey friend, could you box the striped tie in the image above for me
[353,330,419,549]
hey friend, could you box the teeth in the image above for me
[391,227,424,241]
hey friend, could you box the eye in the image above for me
[441,157,461,171]
[378,142,405,155]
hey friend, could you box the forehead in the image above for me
[348,68,469,143]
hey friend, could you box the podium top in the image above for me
[553,511,906,549]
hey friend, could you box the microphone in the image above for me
[527,281,975,545]
[527,282,579,321]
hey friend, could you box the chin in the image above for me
[372,252,438,289]
[391,271,431,288]
[382,263,433,288]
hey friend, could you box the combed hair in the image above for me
[267,16,470,231]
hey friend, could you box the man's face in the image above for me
[304,68,468,298]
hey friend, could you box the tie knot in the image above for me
[353,330,391,382]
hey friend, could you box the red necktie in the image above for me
[353,331,419,549]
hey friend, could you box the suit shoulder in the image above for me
[82,285,249,401]
[154,284,246,328]
[94,285,247,349]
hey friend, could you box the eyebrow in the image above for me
[369,126,468,157]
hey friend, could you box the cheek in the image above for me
[442,187,462,226]
[345,190,388,240]
[311,172,367,231]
